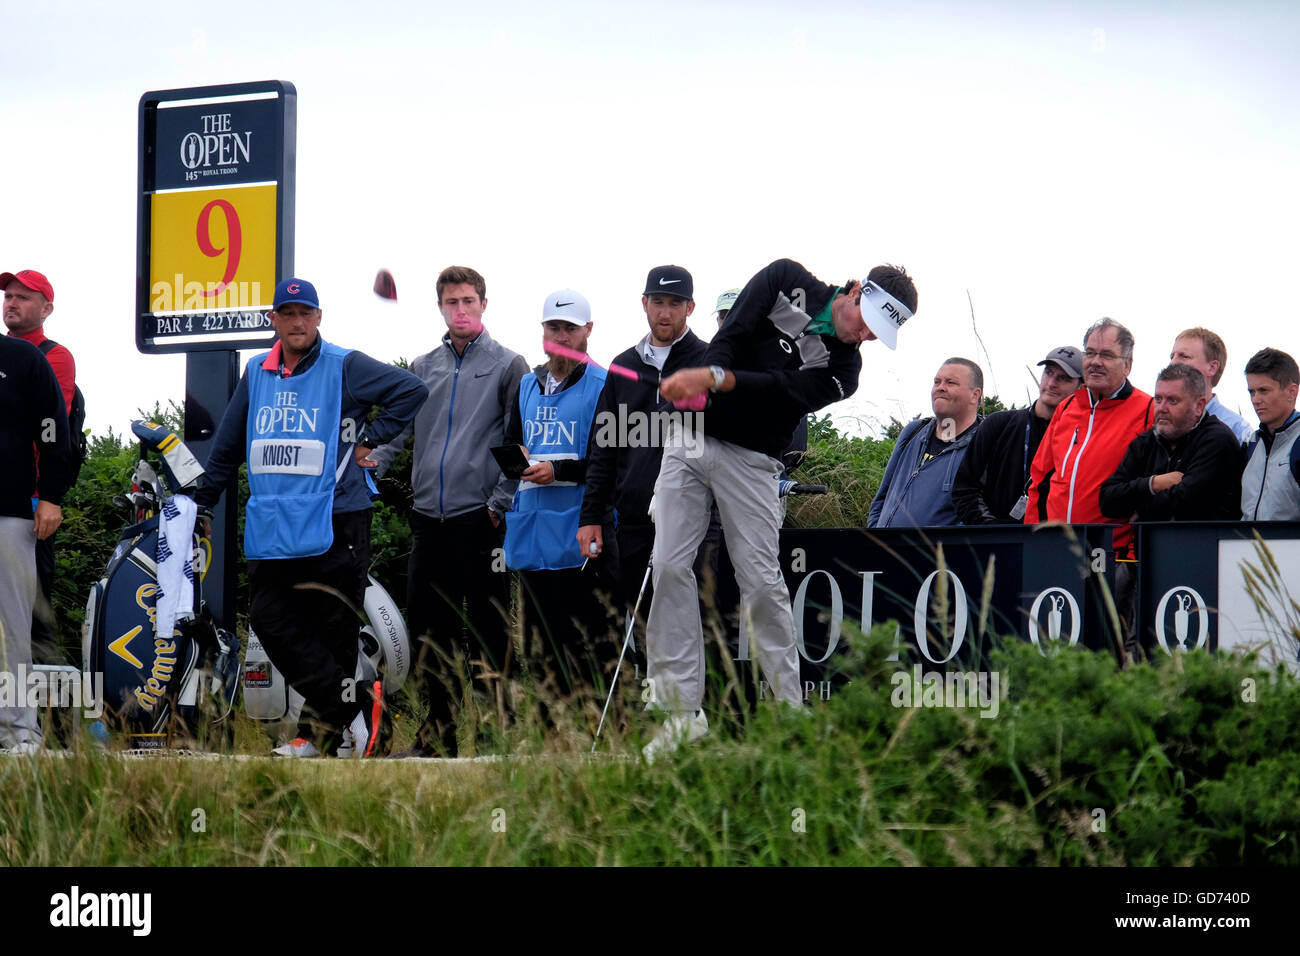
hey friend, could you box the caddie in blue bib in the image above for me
[505,366,606,570]
[243,340,350,559]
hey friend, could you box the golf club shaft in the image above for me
[592,560,653,751]
[544,341,656,387]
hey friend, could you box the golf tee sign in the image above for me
[136,80,296,354]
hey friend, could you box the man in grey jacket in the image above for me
[371,265,528,757]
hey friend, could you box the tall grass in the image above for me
[5,627,1298,866]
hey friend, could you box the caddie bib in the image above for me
[505,366,606,571]
[243,340,349,559]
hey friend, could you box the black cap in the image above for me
[644,265,693,300]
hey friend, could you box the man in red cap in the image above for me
[2,269,78,674]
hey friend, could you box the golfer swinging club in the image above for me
[642,258,917,761]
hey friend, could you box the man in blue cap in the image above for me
[196,277,428,757]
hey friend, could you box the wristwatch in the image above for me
[708,365,726,392]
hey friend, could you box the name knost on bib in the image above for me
[249,439,326,476]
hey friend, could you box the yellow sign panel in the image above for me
[149,183,277,312]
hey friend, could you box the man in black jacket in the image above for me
[646,258,917,760]
[0,334,73,752]
[1100,363,1244,522]
[577,266,708,657]
[954,346,1082,524]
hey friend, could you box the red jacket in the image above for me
[1025,381,1153,556]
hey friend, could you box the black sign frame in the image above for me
[135,80,296,355]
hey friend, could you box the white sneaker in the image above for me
[0,741,41,756]
[336,727,355,759]
[642,711,709,764]
[345,710,369,759]
[272,737,321,758]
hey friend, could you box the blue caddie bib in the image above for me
[505,366,606,571]
[243,340,349,559]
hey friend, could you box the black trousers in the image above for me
[407,507,512,754]
[249,510,371,750]
[30,532,61,665]
[518,540,621,704]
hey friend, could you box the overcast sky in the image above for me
[5,0,1297,440]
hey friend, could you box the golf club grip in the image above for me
[787,483,828,496]
[606,360,658,388]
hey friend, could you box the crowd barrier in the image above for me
[708,522,1300,698]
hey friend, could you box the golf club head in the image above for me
[373,268,397,301]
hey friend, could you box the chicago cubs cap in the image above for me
[0,269,54,302]
[714,288,741,315]
[542,289,592,325]
[273,278,320,310]
[644,265,693,300]
[1038,346,1084,380]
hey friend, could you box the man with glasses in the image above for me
[369,265,528,758]
[1026,318,1152,654]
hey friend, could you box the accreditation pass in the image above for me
[249,439,326,476]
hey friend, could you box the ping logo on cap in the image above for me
[877,299,910,328]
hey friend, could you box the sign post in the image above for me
[136,80,296,629]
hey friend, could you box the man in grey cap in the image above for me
[714,288,741,324]
[954,346,1083,524]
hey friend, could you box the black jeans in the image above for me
[249,510,371,751]
[406,507,511,754]
[30,532,62,665]
[518,538,621,704]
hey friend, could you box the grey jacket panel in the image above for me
[371,330,528,519]
[1241,413,1300,520]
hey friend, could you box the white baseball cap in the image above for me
[542,289,592,325]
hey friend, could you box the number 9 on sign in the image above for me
[196,200,241,295]
[149,184,276,311]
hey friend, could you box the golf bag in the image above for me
[242,575,410,755]
[82,421,240,747]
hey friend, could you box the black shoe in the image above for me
[389,741,439,759]
[388,723,456,758]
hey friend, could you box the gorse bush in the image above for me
[786,413,896,528]
[3,627,1297,865]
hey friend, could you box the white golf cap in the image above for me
[542,289,592,325]
[859,280,913,350]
